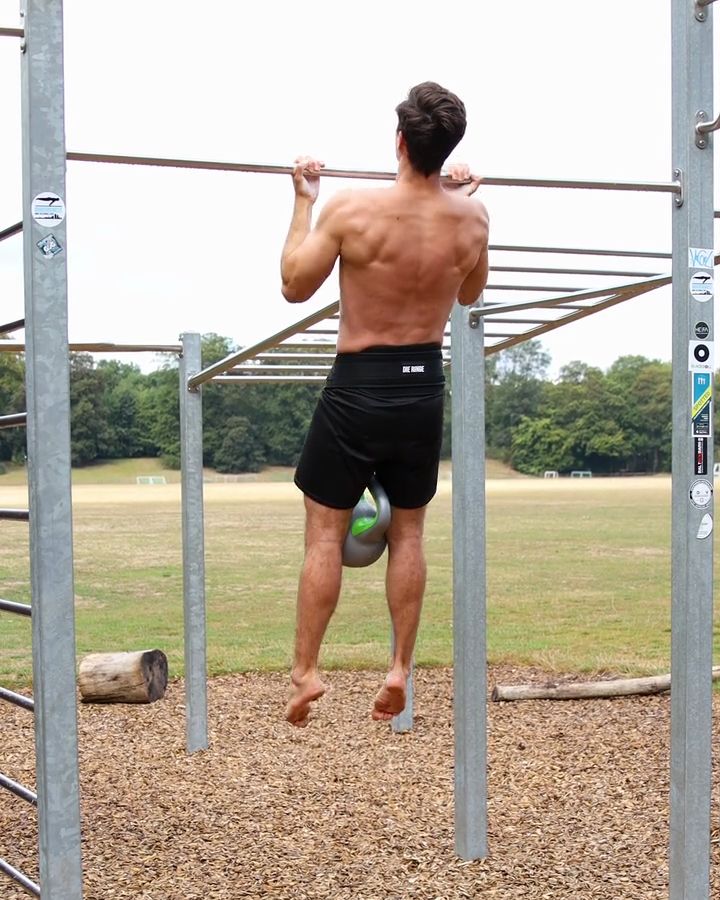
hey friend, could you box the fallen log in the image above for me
[78,650,168,703]
[491,666,720,702]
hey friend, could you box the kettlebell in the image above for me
[342,477,391,567]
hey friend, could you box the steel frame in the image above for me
[1,1,715,897]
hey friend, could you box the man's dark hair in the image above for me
[395,82,467,177]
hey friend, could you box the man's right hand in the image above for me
[443,163,482,197]
[292,155,324,204]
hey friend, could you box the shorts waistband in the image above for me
[327,344,445,387]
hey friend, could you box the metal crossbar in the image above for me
[0,772,37,806]
[0,686,34,711]
[0,858,39,897]
[0,598,32,616]
[0,412,27,429]
[0,222,22,243]
[67,151,683,196]
[0,509,30,521]
[0,318,25,334]
[0,340,182,354]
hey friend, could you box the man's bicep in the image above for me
[457,244,489,306]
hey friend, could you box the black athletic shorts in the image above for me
[294,343,445,510]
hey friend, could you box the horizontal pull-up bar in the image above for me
[0,598,31,616]
[67,151,682,195]
[0,413,26,429]
[0,340,181,354]
[0,509,29,521]
[0,26,23,38]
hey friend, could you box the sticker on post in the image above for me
[694,321,710,340]
[688,248,714,268]
[31,192,65,227]
[689,340,714,371]
[36,234,63,258]
[691,372,713,434]
[695,437,708,475]
[689,479,713,509]
[690,271,714,302]
[697,513,713,540]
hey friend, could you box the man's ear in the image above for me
[396,130,406,158]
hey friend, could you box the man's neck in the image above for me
[395,157,442,189]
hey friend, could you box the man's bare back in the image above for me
[334,178,489,351]
[281,160,489,351]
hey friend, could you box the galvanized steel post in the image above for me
[451,300,487,859]
[669,2,715,898]
[180,332,209,752]
[21,1,83,896]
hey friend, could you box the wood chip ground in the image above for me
[1,667,719,899]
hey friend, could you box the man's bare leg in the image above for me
[372,505,427,721]
[286,496,352,727]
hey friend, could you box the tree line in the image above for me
[0,333,700,476]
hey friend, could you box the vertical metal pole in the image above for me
[451,301,487,860]
[669,2,714,898]
[20,1,83,897]
[180,332,208,752]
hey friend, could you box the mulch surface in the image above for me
[1,667,719,899]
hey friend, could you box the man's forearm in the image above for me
[281,196,314,284]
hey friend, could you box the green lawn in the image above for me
[2,475,711,690]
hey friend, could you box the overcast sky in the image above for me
[1,1,718,377]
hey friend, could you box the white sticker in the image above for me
[697,513,713,540]
[689,479,713,509]
[689,248,714,268]
[31,192,65,227]
[690,271,714,302]
[689,340,714,371]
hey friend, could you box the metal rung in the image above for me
[0,26,24,38]
[0,857,40,897]
[0,223,22,244]
[0,686,34,711]
[0,412,27,429]
[0,509,29,521]
[0,317,24,334]
[0,598,32,616]
[0,772,37,806]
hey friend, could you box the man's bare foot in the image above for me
[372,670,407,722]
[285,671,326,727]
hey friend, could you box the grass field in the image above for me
[2,468,713,690]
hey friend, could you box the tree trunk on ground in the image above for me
[491,666,720,702]
[78,650,168,703]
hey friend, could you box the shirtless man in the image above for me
[280,81,489,727]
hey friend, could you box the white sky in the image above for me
[0,0,718,377]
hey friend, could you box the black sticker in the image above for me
[694,343,710,363]
[695,321,710,340]
[695,437,708,475]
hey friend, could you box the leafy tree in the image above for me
[213,417,266,473]
[486,340,551,460]
[69,354,114,465]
